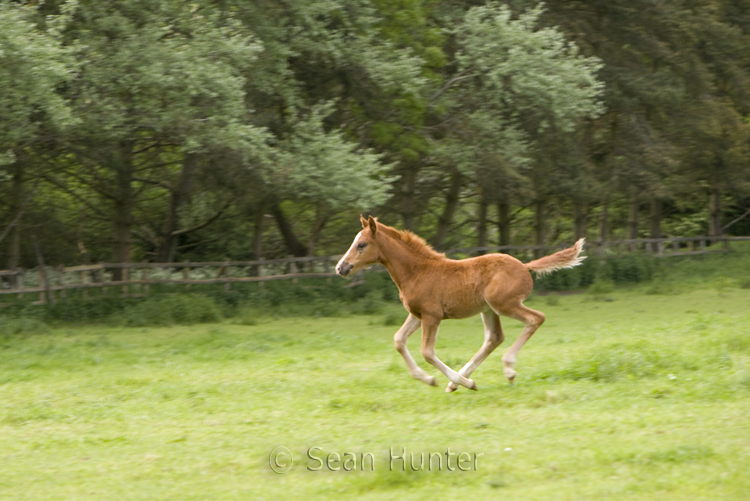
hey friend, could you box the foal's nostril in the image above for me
[338,262,353,277]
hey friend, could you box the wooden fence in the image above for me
[1,235,749,304]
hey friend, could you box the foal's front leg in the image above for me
[393,314,436,386]
[420,315,477,390]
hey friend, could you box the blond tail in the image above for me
[525,238,586,276]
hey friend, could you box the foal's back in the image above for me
[415,253,534,320]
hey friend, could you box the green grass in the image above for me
[1,286,750,499]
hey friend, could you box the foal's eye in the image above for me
[357,242,368,251]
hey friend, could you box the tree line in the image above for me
[1,0,749,269]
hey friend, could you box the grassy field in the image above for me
[1,284,750,499]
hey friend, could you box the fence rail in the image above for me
[1,235,748,304]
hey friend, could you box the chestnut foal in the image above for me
[336,216,585,392]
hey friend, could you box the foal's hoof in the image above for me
[467,379,478,391]
[426,376,437,387]
[507,375,516,384]
[445,382,458,393]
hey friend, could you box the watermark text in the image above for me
[269,446,484,474]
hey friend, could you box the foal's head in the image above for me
[336,215,382,277]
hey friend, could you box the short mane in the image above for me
[379,223,445,260]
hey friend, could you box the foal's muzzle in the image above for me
[336,262,353,277]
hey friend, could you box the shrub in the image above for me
[645,283,675,295]
[601,254,657,283]
[0,316,51,336]
[588,279,615,295]
[44,296,135,322]
[351,291,387,315]
[535,254,657,291]
[545,295,560,306]
[116,294,222,327]
[382,311,403,326]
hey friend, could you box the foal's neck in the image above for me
[377,231,437,292]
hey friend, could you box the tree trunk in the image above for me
[477,192,487,255]
[649,198,662,253]
[627,196,639,251]
[157,153,199,262]
[573,199,588,241]
[112,141,135,279]
[400,164,418,231]
[709,186,722,237]
[534,199,546,259]
[6,158,23,270]
[307,213,329,257]
[270,203,308,257]
[431,167,462,250]
[497,200,510,246]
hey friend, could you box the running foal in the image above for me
[336,216,585,392]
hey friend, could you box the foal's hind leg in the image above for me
[394,314,436,386]
[421,315,477,390]
[446,310,504,393]
[495,303,545,383]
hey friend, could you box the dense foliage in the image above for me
[1,0,749,268]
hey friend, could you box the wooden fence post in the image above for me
[160,264,166,292]
[121,266,129,297]
[16,269,24,299]
[142,267,150,296]
[222,260,231,291]
[31,235,56,306]
[37,268,46,304]
[288,258,297,284]
[102,264,109,296]
[57,265,66,299]
[258,258,264,288]
[80,269,88,299]
[183,260,190,289]
[324,257,332,282]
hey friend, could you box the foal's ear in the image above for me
[368,215,377,235]
[360,214,368,229]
